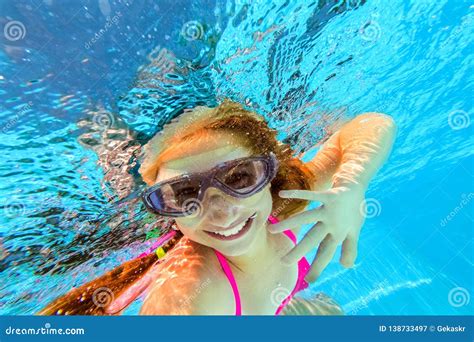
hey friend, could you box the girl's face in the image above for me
[155,131,273,256]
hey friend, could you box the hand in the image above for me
[268,185,367,282]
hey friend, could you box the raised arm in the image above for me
[305,112,397,191]
[270,112,397,282]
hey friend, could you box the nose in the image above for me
[202,187,244,228]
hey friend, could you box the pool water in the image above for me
[0,0,472,315]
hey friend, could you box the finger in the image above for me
[305,236,338,283]
[340,233,359,268]
[268,207,325,233]
[279,190,331,203]
[282,222,328,265]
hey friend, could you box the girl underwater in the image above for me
[39,100,396,315]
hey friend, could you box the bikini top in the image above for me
[214,215,311,315]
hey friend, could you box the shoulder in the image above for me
[140,238,235,315]
[351,112,396,133]
[282,292,344,315]
[354,112,394,122]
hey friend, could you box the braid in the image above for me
[39,231,183,315]
[40,99,314,315]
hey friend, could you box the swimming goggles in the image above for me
[142,153,278,217]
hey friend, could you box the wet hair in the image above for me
[39,100,316,315]
[140,99,315,219]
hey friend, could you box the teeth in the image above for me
[215,220,246,237]
[211,213,256,238]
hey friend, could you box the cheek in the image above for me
[174,218,199,237]
[174,187,274,238]
[248,185,273,213]
[174,215,210,246]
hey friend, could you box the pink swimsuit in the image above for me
[139,215,310,315]
[214,215,311,315]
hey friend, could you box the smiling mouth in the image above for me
[204,213,257,241]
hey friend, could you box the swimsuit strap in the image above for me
[275,228,311,315]
[214,215,310,316]
[268,216,311,296]
[214,249,242,315]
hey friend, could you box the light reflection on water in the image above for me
[0,0,472,315]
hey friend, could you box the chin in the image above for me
[211,236,256,257]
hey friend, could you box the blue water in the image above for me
[0,0,472,315]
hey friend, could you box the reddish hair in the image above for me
[39,100,316,315]
[140,99,315,219]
